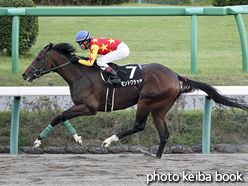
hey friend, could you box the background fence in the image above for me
[1,6,248,74]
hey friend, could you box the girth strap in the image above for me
[105,85,115,112]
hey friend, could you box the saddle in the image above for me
[96,63,143,112]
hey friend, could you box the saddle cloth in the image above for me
[99,63,143,112]
[100,63,143,88]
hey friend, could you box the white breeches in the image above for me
[96,42,130,70]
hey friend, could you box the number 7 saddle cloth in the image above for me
[100,63,143,88]
[98,63,143,112]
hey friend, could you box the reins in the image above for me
[29,48,71,78]
[29,47,97,87]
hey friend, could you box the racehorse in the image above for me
[22,43,248,158]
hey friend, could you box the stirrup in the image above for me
[108,77,121,85]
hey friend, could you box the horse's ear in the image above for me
[48,42,53,50]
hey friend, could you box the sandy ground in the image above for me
[0,153,247,186]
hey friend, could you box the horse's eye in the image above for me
[36,57,41,62]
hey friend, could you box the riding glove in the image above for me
[71,57,79,63]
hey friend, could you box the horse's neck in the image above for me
[56,61,97,87]
[51,50,98,87]
[50,55,76,85]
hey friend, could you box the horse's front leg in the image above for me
[33,104,96,147]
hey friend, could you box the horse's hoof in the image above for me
[101,135,118,147]
[77,136,83,146]
[101,142,110,147]
[33,139,42,148]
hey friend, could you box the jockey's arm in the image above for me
[78,44,99,66]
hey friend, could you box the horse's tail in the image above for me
[177,75,248,111]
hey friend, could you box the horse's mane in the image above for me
[45,43,76,59]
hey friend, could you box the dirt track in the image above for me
[0,153,247,186]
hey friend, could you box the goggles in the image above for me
[77,40,85,45]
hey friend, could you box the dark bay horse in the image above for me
[22,43,248,158]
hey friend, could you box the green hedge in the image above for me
[32,0,129,5]
[0,0,38,56]
[141,0,181,5]
[1,96,248,147]
[212,0,248,6]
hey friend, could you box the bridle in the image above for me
[29,48,71,78]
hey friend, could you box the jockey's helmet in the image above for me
[75,31,92,44]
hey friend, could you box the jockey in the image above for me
[71,30,130,85]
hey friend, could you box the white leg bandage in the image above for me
[73,134,82,145]
[102,135,119,147]
[33,138,42,148]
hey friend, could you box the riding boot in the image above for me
[105,66,121,85]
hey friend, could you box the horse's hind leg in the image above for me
[102,102,150,147]
[151,102,175,158]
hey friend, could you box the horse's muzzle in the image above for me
[22,72,28,81]
[22,71,37,82]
